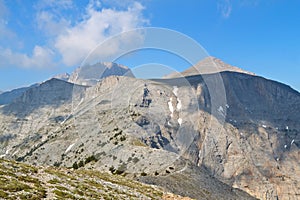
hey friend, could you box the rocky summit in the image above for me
[0,57,299,200]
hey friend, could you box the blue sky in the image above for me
[0,0,299,91]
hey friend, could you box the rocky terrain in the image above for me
[0,57,299,199]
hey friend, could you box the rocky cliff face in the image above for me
[182,72,300,199]
[0,59,299,199]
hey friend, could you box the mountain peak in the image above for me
[195,56,255,75]
[166,56,255,78]
[68,62,134,86]
[53,73,70,81]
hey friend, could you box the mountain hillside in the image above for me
[0,159,192,200]
[0,58,299,199]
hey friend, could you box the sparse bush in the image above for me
[141,172,147,176]
[53,162,61,167]
[132,157,139,164]
[85,155,98,164]
[127,157,132,162]
[72,162,78,169]
[78,160,84,168]
[115,169,124,175]
[109,166,115,174]
[120,136,126,141]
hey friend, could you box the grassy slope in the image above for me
[0,159,191,200]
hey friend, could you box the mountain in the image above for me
[68,62,134,86]
[0,84,39,105]
[2,78,87,116]
[0,58,299,199]
[0,75,256,199]
[167,56,255,78]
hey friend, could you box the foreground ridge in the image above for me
[0,159,192,200]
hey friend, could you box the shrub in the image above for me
[120,136,126,141]
[72,162,78,169]
[141,172,147,176]
[78,160,84,168]
[85,155,98,164]
[109,166,115,174]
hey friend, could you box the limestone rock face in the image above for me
[0,59,299,200]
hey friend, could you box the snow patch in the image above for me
[173,86,178,96]
[284,145,287,149]
[291,139,295,145]
[286,126,289,130]
[65,143,76,153]
[225,104,230,108]
[168,97,174,117]
[262,125,267,128]
[178,118,182,125]
[218,106,224,113]
[218,106,225,117]
[177,99,182,110]
[0,149,10,158]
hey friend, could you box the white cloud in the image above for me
[218,0,232,18]
[0,1,56,69]
[54,1,147,66]
[0,0,148,69]
[36,11,70,37]
[0,46,55,69]
[100,0,149,9]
